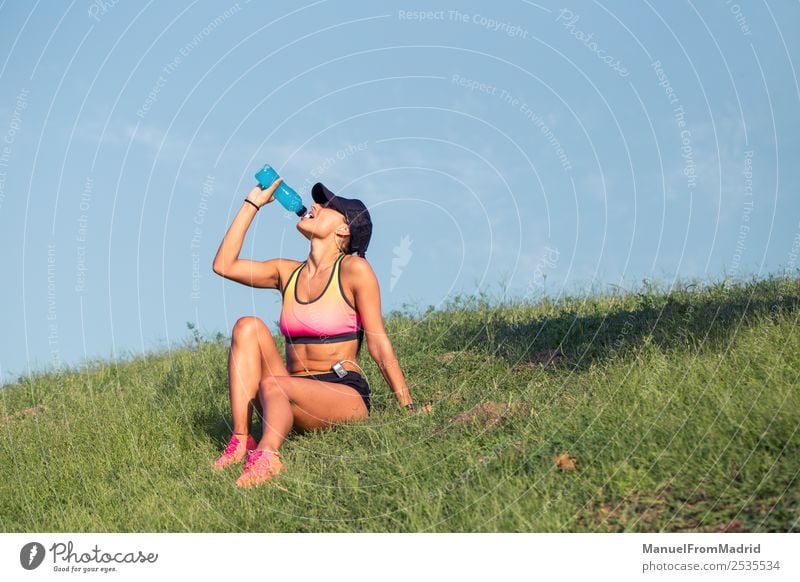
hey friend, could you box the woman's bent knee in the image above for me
[232,316,266,340]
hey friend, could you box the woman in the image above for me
[212,177,427,488]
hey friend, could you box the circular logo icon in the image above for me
[20,542,46,570]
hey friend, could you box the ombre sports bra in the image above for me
[279,253,363,345]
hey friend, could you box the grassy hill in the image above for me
[2,273,799,532]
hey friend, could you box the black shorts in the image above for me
[296,370,371,414]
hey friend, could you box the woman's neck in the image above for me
[305,239,342,275]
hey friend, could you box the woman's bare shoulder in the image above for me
[340,255,378,294]
[277,258,304,268]
[274,258,304,291]
[340,255,373,276]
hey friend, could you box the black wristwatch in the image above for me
[404,403,415,411]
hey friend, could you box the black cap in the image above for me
[311,182,372,258]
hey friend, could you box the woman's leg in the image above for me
[258,375,368,451]
[235,375,368,487]
[221,317,289,457]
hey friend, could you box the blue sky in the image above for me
[1,0,798,384]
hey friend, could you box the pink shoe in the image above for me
[213,434,257,469]
[235,449,285,488]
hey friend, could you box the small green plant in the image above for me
[186,321,202,349]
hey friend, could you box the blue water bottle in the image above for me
[255,164,308,217]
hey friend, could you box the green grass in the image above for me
[2,272,799,532]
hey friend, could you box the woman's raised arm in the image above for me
[212,180,284,288]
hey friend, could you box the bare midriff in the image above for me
[286,338,361,376]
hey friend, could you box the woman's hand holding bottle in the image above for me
[245,177,283,209]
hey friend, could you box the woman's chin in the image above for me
[295,223,312,240]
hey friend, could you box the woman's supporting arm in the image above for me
[370,337,413,408]
[349,257,415,408]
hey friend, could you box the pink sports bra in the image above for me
[279,253,363,345]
